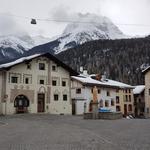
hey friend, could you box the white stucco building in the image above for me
[0,53,78,115]
[71,74,134,116]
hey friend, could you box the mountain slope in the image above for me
[57,36,150,85]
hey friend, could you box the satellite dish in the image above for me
[31,19,37,24]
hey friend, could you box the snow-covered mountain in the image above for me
[53,14,127,53]
[0,13,128,63]
[0,35,50,63]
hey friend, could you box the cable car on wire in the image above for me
[31,18,37,24]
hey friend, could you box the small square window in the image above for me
[52,80,57,86]
[62,81,66,86]
[63,94,67,101]
[52,65,56,71]
[54,94,59,101]
[27,64,31,69]
[40,80,44,84]
[76,88,81,94]
[39,63,45,70]
[11,77,18,83]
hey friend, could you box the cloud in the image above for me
[0,13,27,36]
[50,6,103,23]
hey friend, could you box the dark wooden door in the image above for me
[72,100,76,115]
[38,94,45,112]
[124,104,127,116]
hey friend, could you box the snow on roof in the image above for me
[0,53,41,69]
[133,85,145,94]
[142,66,150,74]
[72,75,133,89]
[102,79,133,88]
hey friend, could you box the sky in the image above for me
[0,0,150,38]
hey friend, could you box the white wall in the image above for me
[71,80,117,115]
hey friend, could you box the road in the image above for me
[0,114,150,150]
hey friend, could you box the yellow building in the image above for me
[116,88,134,116]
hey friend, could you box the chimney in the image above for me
[80,66,83,73]
[95,74,101,81]
[101,74,106,81]
[83,70,88,76]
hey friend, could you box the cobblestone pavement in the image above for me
[0,114,150,150]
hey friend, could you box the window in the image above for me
[63,94,67,101]
[52,80,57,86]
[111,99,115,106]
[25,78,29,84]
[62,81,66,87]
[91,88,93,93]
[98,89,101,94]
[27,64,31,69]
[126,95,128,102]
[116,106,121,112]
[52,65,56,71]
[128,89,131,93]
[99,100,103,107]
[116,96,120,104]
[11,77,18,83]
[129,95,131,102]
[116,89,119,93]
[54,94,59,101]
[76,88,81,94]
[128,104,132,111]
[40,80,44,84]
[39,63,45,70]
[106,91,110,96]
[125,89,128,93]
[19,100,23,106]
[149,89,150,95]
[105,100,109,107]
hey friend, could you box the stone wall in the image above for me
[84,112,123,120]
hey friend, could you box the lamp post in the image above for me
[3,94,8,115]
[84,102,87,114]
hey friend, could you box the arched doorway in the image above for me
[14,95,30,113]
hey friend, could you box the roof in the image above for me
[133,85,145,94]
[71,74,133,89]
[142,66,150,74]
[0,53,79,76]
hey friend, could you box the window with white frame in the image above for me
[11,76,18,83]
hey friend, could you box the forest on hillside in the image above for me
[57,36,150,85]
